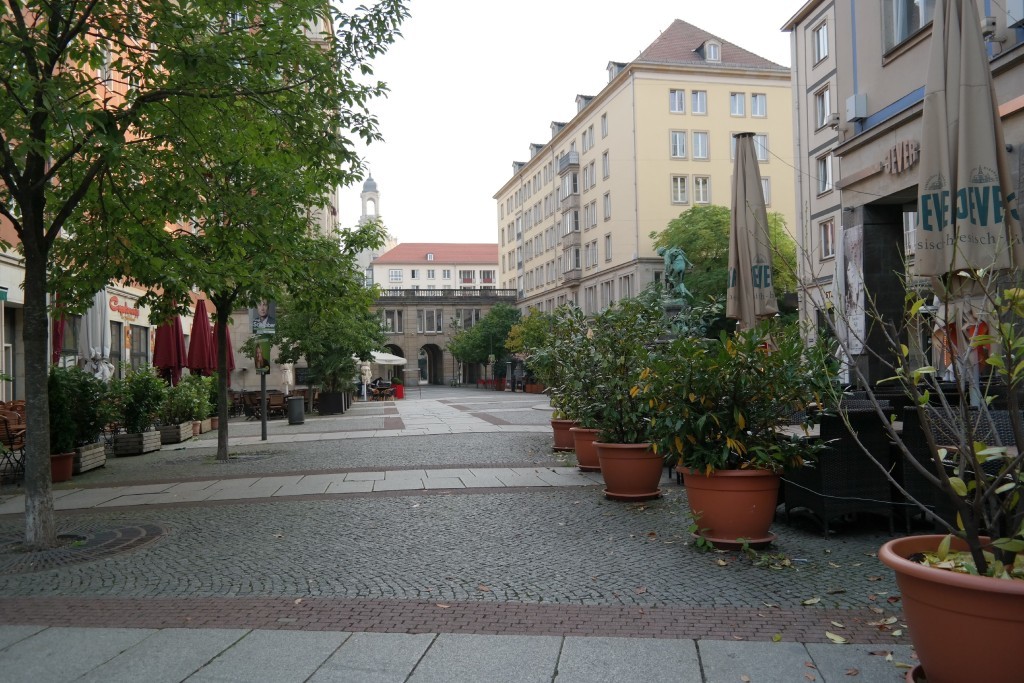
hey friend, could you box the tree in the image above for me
[650,205,798,303]
[448,304,522,376]
[0,0,407,547]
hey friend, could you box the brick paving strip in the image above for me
[0,596,908,645]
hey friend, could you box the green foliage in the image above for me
[650,205,798,303]
[641,321,836,473]
[588,291,670,444]
[448,304,522,373]
[48,367,109,453]
[109,366,168,434]
[162,374,213,424]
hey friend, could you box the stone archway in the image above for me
[418,343,444,385]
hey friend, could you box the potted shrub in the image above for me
[641,320,833,548]
[159,374,209,443]
[518,306,581,452]
[547,307,605,471]
[48,366,110,479]
[588,292,670,500]
[837,281,1024,683]
[109,365,167,456]
[390,374,404,400]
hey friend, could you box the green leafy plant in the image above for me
[162,373,213,424]
[389,375,403,386]
[641,320,835,473]
[110,366,168,434]
[48,366,110,453]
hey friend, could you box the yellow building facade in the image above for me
[494,19,796,314]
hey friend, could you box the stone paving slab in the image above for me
[408,633,562,683]
[325,481,375,494]
[77,628,249,683]
[308,632,434,683]
[373,478,424,491]
[0,626,155,682]
[185,629,348,683]
[556,636,701,683]
[698,640,823,683]
[805,643,915,682]
[422,477,465,490]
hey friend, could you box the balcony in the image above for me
[562,268,581,284]
[559,193,579,212]
[558,151,579,174]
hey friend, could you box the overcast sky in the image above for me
[336,0,802,244]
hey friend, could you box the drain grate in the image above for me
[0,523,166,575]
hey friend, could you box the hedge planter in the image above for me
[682,468,779,549]
[551,419,578,452]
[112,431,161,457]
[159,422,193,445]
[73,442,106,474]
[880,535,1024,683]
[570,427,601,472]
[595,442,662,501]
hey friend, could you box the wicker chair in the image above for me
[783,410,895,536]
[0,410,26,484]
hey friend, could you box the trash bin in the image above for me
[287,395,305,425]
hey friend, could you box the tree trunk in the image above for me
[214,299,231,461]
[21,227,56,548]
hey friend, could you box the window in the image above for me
[813,22,829,62]
[382,310,404,333]
[603,192,611,220]
[459,269,475,283]
[705,42,720,61]
[815,88,831,129]
[601,113,608,137]
[694,176,710,204]
[692,131,709,159]
[730,93,745,116]
[130,324,148,371]
[754,134,769,161]
[588,161,596,188]
[584,286,597,314]
[586,200,597,228]
[600,281,615,310]
[389,269,402,282]
[820,219,836,259]
[481,269,495,283]
[582,125,594,152]
[670,131,687,158]
[751,93,767,117]
[442,269,451,279]
[427,269,435,279]
[691,90,707,115]
[903,210,918,256]
[671,175,688,204]
[560,172,579,198]
[761,178,771,205]
[410,269,419,279]
[582,163,592,190]
[884,0,934,51]
[109,321,123,378]
[417,309,443,333]
[426,253,434,261]
[584,240,598,268]
[604,233,612,261]
[817,154,833,194]
[669,89,685,113]
[602,151,610,179]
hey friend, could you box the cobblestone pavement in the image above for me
[0,387,912,650]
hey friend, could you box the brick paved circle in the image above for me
[0,522,165,576]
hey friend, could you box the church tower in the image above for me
[359,175,380,225]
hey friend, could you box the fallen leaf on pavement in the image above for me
[845,668,860,676]
[436,603,451,608]
[478,584,491,592]
[716,559,728,566]
[635,586,647,594]
[772,634,782,642]
[802,597,821,605]
[830,621,845,629]
[294,598,302,605]
[741,676,751,683]
[825,631,848,644]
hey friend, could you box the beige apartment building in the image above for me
[493,19,796,314]
[784,1,1024,384]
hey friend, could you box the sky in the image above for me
[336,0,803,244]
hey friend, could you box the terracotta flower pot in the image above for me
[681,468,779,549]
[595,442,662,501]
[879,535,1024,683]
[570,427,601,471]
[550,419,578,452]
[50,452,75,483]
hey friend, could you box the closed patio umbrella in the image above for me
[78,290,112,381]
[726,132,778,331]
[50,315,65,365]
[153,315,188,386]
[187,299,217,376]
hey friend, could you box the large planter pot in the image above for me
[393,384,404,399]
[595,442,662,501]
[199,418,213,433]
[879,535,1024,683]
[550,419,578,452]
[159,422,193,445]
[73,442,106,474]
[50,452,75,482]
[681,468,780,549]
[112,431,161,457]
[569,427,601,472]
[318,391,347,415]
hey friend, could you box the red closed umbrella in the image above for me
[187,299,217,376]
[153,316,188,385]
[51,316,65,365]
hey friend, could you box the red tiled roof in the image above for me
[635,19,787,72]
[374,243,499,265]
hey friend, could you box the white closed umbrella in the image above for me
[353,351,407,365]
[77,290,112,381]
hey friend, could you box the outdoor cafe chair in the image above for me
[0,409,26,484]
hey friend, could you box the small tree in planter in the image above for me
[109,366,167,456]
[160,373,212,443]
[48,367,111,477]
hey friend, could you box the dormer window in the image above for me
[704,41,720,62]
[427,253,434,261]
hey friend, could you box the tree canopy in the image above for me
[448,303,522,376]
[650,205,798,304]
